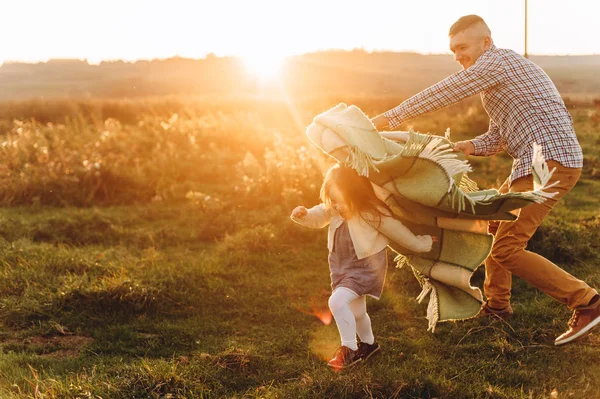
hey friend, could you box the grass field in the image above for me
[0,96,598,398]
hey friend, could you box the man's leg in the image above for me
[483,178,513,310]
[490,161,597,309]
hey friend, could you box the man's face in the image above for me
[449,25,491,70]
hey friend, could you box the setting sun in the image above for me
[242,53,286,78]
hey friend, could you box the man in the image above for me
[371,15,599,345]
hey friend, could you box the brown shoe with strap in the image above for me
[477,301,513,320]
[555,298,600,346]
[327,346,362,369]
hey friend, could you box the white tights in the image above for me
[328,287,375,351]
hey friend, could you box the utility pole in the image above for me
[524,0,529,58]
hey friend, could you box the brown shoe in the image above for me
[555,301,600,346]
[357,341,381,362]
[327,346,362,369]
[477,302,513,320]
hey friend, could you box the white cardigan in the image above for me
[291,204,433,259]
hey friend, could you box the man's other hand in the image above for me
[453,140,475,156]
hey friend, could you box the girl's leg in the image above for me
[348,295,375,345]
[328,288,360,350]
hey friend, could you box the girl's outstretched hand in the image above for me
[431,236,439,243]
[291,206,308,219]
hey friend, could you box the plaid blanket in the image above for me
[306,103,558,331]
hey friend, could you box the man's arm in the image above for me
[372,53,505,130]
[469,120,506,156]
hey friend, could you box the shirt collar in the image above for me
[474,43,496,66]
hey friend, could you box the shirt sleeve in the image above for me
[471,120,506,156]
[290,204,331,229]
[373,214,433,253]
[383,51,506,129]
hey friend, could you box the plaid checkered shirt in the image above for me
[383,44,583,182]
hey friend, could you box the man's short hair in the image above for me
[449,15,491,37]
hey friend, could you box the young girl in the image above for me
[291,164,436,370]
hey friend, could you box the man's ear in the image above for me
[483,36,492,50]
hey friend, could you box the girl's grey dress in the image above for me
[328,221,388,299]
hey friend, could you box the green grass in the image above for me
[0,202,598,398]
[0,98,599,398]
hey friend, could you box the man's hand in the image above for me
[453,140,475,156]
[370,114,390,131]
[291,206,308,219]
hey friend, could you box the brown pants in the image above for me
[484,160,598,310]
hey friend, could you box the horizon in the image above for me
[3,49,600,68]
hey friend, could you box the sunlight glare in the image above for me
[242,53,285,78]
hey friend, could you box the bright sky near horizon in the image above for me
[1,0,599,65]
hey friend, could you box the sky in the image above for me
[1,0,599,65]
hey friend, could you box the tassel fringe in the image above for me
[416,281,440,332]
[393,252,440,333]
[445,143,560,212]
[345,145,380,177]
[459,174,479,192]
[402,132,472,193]
[530,142,560,200]
[444,128,451,141]
[393,253,409,269]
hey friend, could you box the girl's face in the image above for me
[329,184,351,219]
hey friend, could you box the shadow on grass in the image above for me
[1,278,201,328]
[0,204,250,249]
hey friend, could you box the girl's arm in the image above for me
[290,204,331,229]
[374,213,433,253]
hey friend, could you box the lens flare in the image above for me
[296,306,332,325]
[242,53,285,78]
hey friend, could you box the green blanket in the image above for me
[307,103,559,331]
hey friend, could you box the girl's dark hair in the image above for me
[320,164,393,221]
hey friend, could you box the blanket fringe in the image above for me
[459,174,479,192]
[415,281,432,303]
[394,252,440,333]
[402,132,472,192]
[447,185,477,214]
[345,145,381,177]
[530,142,560,201]
[446,143,560,212]
[419,137,472,185]
[393,253,409,269]
[416,281,440,333]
